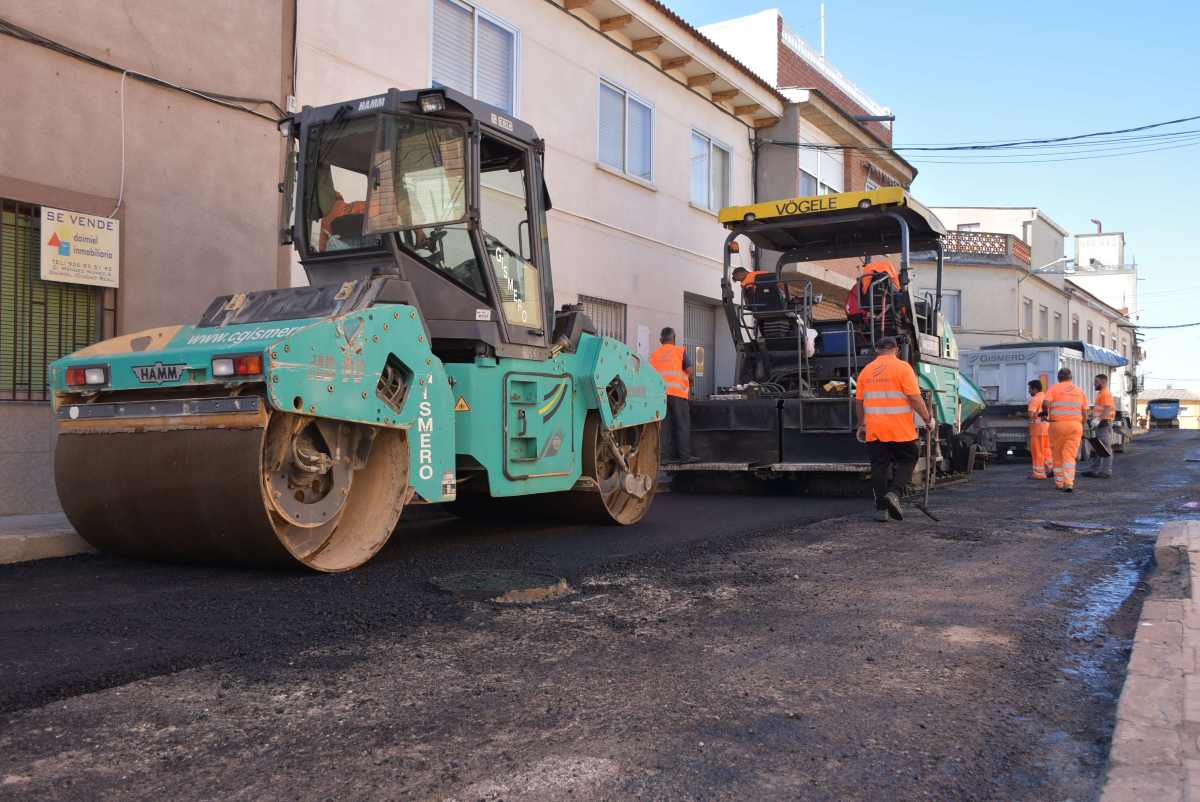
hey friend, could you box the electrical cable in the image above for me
[1123,321,1200,330]
[0,16,284,121]
[110,71,128,219]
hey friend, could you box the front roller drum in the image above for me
[55,411,409,571]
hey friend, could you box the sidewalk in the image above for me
[0,512,93,565]
[1102,519,1200,801]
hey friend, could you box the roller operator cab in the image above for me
[49,88,666,572]
[669,187,982,487]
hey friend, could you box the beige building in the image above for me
[931,206,1069,270]
[912,231,1133,359]
[0,2,293,515]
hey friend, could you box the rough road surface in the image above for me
[2,431,1198,801]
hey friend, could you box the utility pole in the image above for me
[819,3,826,58]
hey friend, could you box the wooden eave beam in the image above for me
[710,89,738,102]
[632,35,664,53]
[564,0,593,9]
[661,55,692,71]
[599,14,633,32]
[687,72,717,88]
[753,116,780,129]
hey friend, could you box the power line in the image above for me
[909,139,1200,165]
[1122,321,1200,330]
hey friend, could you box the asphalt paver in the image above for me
[2,431,1198,801]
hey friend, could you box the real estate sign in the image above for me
[40,206,119,288]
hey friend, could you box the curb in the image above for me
[1100,519,1200,801]
[0,526,95,565]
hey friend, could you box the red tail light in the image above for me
[211,353,263,378]
[66,365,108,387]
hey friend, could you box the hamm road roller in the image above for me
[49,87,665,571]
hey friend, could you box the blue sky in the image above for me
[675,0,1200,391]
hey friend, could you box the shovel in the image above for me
[914,423,940,522]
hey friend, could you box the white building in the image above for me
[295,0,792,397]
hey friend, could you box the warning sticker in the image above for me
[454,396,471,412]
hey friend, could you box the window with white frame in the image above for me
[1038,305,1049,339]
[1072,315,1079,339]
[1022,298,1033,334]
[940,289,962,326]
[1086,321,1094,344]
[689,131,730,210]
[798,169,818,196]
[1053,312,1063,339]
[432,0,518,114]
[819,183,837,195]
[957,223,981,232]
[598,80,652,182]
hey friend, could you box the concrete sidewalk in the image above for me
[0,513,93,565]
[1102,519,1200,800]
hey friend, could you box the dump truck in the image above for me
[959,341,1132,460]
[668,188,983,490]
[48,87,665,571]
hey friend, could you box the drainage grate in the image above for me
[431,570,573,604]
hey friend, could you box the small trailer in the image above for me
[959,341,1132,461]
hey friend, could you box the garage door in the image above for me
[684,300,716,399]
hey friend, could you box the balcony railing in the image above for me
[942,231,1031,265]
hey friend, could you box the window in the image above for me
[1072,315,1079,339]
[1086,322,1094,344]
[864,177,880,191]
[1053,312,1063,339]
[819,183,837,195]
[799,169,818,196]
[432,0,519,114]
[689,132,730,210]
[1038,305,1048,339]
[578,295,626,342]
[1100,332,1106,348]
[479,133,542,330]
[1022,298,1033,334]
[957,223,981,232]
[598,80,652,182]
[1122,339,1128,358]
[1,199,102,401]
[940,289,962,326]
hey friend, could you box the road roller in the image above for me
[48,87,665,571]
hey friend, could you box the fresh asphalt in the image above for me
[2,431,1198,801]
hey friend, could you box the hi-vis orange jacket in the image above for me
[855,353,920,442]
[651,344,690,400]
[1045,381,1087,424]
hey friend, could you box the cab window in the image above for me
[304,116,383,253]
[480,134,543,330]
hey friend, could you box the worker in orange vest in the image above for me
[650,327,697,464]
[1027,379,1053,480]
[858,257,901,296]
[1084,373,1117,479]
[1042,367,1088,492]
[731,267,770,288]
[854,336,933,522]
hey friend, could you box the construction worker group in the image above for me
[1027,369,1116,491]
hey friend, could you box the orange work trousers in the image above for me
[1048,421,1083,489]
[1029,422,1052,479]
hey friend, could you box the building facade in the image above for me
[0,1,292,515]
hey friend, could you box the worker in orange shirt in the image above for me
[858,256,901,296]
[1084,373,1117,479]
[1042,367,1089,492]
[650,327,698,464]
[854,336,933,522]
[1026,379,1053,480]
[731,267,770,288]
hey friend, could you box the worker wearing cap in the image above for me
[1043,367,1088,492]
[651,327,698,464]
[731,267,770,288]
[1027,379,1052,480]
[854,336,933,522]
[1084,374,1116,479]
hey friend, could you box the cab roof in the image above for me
[719,188,947,261]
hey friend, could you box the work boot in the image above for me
[884,492,904,521]
[1063,486,1074,493]
[874,509,890,523]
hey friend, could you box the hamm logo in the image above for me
[132,362,189,384]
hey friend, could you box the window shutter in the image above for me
[627,97,652,180]
[432,0,474,97]
[476,16,514,112]
[689,133,708,206]
[598,83,624,171]
[710,145,729,209]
